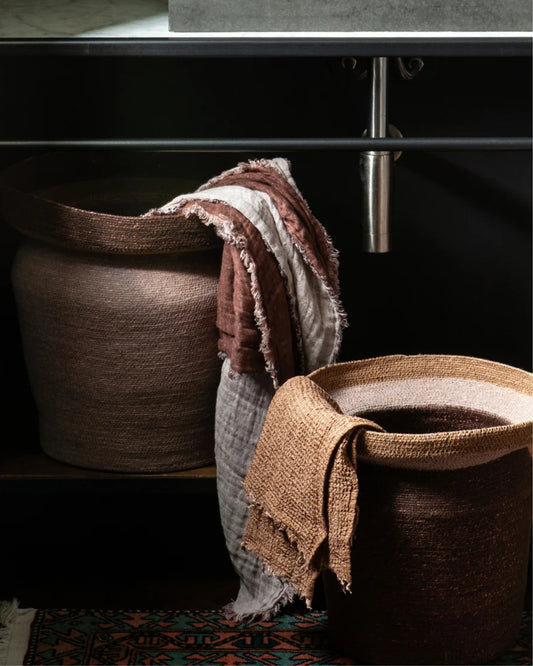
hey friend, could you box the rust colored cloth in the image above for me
[212,205,296,384]
[196,160,343,385]
[156,195,296,385]
[198,162,341,295]
[154,158,346,387]
[243,375,383,605]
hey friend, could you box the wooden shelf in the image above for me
[0,452,216,479]
[0,440,217,492]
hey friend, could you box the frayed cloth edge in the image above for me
[222,583,297,623]
[244,498,314,562]
[0,599,36,666]
[199,158,348,364]
[148,158,347,373]
[149,198,280,389]
[0,599,19,666]
[241,501,326,607]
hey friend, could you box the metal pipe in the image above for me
[369,57,388,139]
[0,137,529,151]
[360,151,391,252]
[361,56,391,253]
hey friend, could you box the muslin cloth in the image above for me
[154,158,345,619]
[243,375,383,606]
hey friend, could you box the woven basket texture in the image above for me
[3,153,222,472]
[315,355,533,665]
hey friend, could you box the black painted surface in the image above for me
[0,37,531,57]
[0,53,530,608]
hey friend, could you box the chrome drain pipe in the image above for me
[360,56,392,253]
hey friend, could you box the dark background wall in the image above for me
[1,54,531,608]
[2,55,530,367]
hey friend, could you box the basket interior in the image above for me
[36,176,200,217]
[329,378,533,434]
[358,405,509,434]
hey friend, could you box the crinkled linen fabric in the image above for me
[215,358,295,618]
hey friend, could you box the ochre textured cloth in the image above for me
[243,375,383,606]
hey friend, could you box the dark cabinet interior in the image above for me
[1,53,531,609]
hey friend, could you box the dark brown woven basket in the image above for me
[2,153,222,473]
[310,355,533,665]
[324,448,531,665]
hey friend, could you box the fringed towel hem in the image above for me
[0,599,36,666]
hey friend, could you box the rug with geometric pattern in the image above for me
[12,609,533,665]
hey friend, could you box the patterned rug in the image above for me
[13,609,533,665]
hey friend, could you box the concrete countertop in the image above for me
[1,0,531,38]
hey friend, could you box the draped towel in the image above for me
[153,157,346,620]
[243,375,383,606]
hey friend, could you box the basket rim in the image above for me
[0,152,222,254]
[309,354,533,469]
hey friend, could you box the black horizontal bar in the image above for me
[0,137,531,151]
[0,37,531,58]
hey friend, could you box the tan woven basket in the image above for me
[311,355,533,665]
[2,153,222,473]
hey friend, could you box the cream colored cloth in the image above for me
[243,375,383,606]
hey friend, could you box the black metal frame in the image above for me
[1,36,530,154]
[1,137,531,151]
[0,36,531,57]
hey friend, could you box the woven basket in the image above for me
[2,153,222,473]
[311,355,533,665]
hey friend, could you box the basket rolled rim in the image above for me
[309,354,533,470]
[0,152,222,254]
